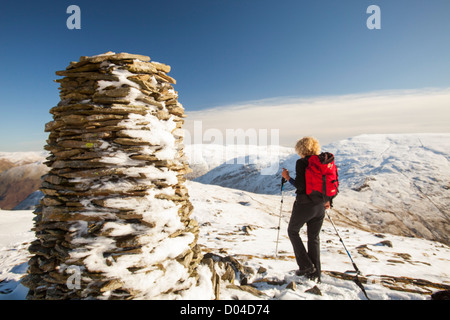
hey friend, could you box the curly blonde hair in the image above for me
[295,136,321,157]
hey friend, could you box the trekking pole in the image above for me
[326,210,360,273]
[326,209,371,300]
[275,177,286,257]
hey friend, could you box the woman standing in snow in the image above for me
[282,136,330,282]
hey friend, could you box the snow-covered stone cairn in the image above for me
[24,52,211,299]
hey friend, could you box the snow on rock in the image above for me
[22,52,211,300]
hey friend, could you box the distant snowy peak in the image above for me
[0,152,48,210]
[193,133,450,192]
[184,144,293,179]
[327,133,450,244]
[0,151,47,166]
[186,133,450,193]
[327,134,450,223]
[191,143,295,194]
[326,133,450,184]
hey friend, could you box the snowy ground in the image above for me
[188,181,450,300]
[0,210,35,299]
[2,181,448,300]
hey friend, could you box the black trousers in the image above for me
[287,199,325,275]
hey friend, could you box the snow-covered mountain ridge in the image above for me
[194,133,450,245]
[0,152,48,210]
[1,133,449,244]
[327,134,450,245]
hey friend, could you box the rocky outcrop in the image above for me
[23,52,209,299]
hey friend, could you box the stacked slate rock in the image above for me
[23,52,207,300]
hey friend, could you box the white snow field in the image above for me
[1,180,449,300]
[1,133,449,300]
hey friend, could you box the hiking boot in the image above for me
[307,272,321,283]
[295,265,316,277]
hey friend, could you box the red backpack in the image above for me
[305,152,339,198]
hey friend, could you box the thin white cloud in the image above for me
[184,87,450,147]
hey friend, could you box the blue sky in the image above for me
[0,0,449,151]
